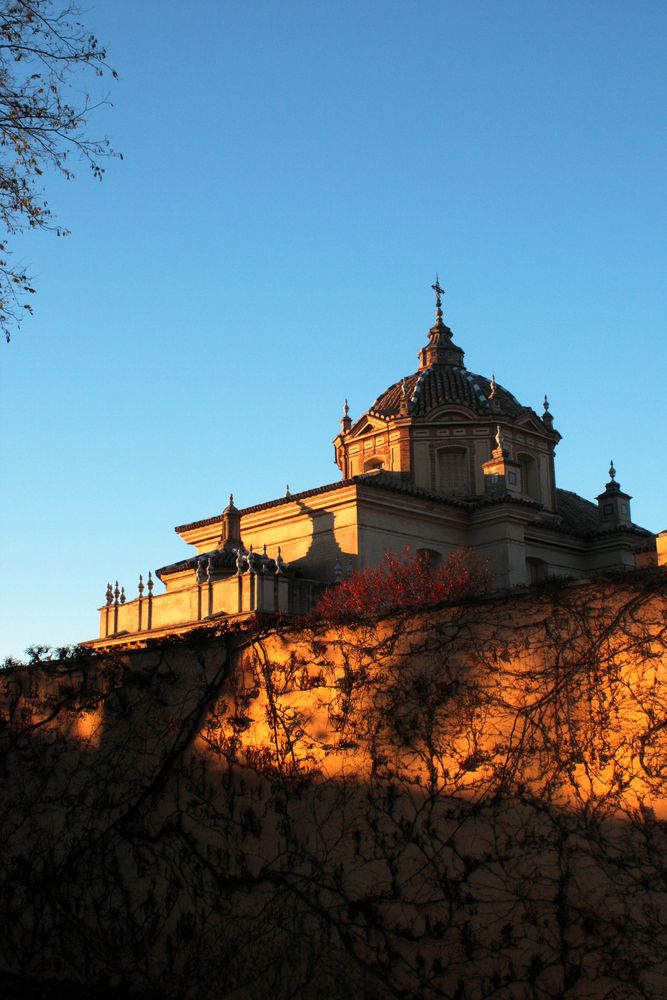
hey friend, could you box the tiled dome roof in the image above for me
[370,366,522,418]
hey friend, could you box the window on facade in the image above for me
[518,453,538,500]
[363,457,384,473]
[437,448,469,496]
[603,503,614,515]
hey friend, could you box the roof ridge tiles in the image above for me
[175,473,577,538]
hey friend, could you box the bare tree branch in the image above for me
[0,0,118,342]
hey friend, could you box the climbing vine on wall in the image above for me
[0,570,666,999]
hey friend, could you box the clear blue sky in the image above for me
[1,0,665,659]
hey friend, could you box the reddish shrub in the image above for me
[315,548,491,622]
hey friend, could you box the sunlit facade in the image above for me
[89,284,662,647]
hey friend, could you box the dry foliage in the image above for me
[314,547,491,622]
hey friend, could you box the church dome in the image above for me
[333,280,559,487]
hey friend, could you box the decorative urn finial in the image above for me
[542,393,554,430]
[609,460,616,482]
[340,397,352,435]
[399,377,409,415]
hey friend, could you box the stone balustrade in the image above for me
[99,559,327,642]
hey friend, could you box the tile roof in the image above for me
[157,546,240,579]
[175,474,476,535]
[175,479,360,533]
[356,472,472,507]
[173,480,651,548]
[552,488,653,539]
[554,489,600,535]
[370,366,523,418]
[175,472,545,539]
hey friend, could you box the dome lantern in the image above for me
[417,276,465,370]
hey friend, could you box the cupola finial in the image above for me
[597,459,632,525]
[418,277,464,370]
[431,274,444,326]
[220,491,242,549]
[542,393,554,430]
[340,397,352,435]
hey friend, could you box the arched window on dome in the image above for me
[430,408,469,422]
[437,447,469,496]
[518,452,539,501]
[363,456,384,473]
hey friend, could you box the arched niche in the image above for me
[517,452,539,501]
[416,548,443,571]
[526,556,548,583]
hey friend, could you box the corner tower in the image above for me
[333,280,562,511]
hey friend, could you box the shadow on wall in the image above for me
[2,571,667,998]
[286,498,354,583]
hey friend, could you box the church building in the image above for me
[90,282,663,647]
